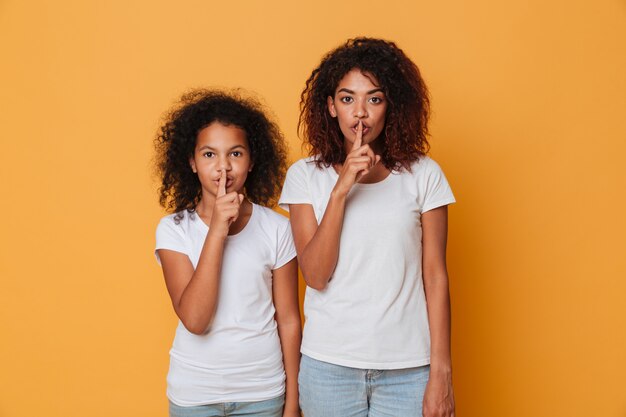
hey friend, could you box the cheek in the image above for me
[197,161,215,173]
[374,112,387,129]
[338,114,353,128]
[238,159,253,174]
[374,105,387,120]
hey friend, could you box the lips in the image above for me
[213,178,234,188]
[351,124,370,135]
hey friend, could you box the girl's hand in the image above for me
[208,171,243,238]
[333,120,381,197]
[423,369,455,417]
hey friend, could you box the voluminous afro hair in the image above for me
[299,37,431,171]
[155,89,288,219]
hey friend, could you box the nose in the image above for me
[354,99,367,118]
[218,156,232,172]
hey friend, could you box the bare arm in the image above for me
[272,258,302,416]
[289,121,377,290]
[288,194,345,290]
[158,233,224,335]
[421,205,455,417]
[158,172,243,335]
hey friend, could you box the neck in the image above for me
[358,161,390,184]
[195,193,216,219]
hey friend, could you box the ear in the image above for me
[327,96,337,118]
[189,157,197,173]
[248,161,254,172]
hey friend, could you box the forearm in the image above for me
[277,320,302,413]
[424,272,452,372]
[176,233,226,334]
[298,191,347,289]
[422,274,455,416]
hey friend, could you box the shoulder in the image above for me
[253,204,290,228]
[250,205,296,267]
[407,156,455,210]
[249,205,294,257]
[156,211,195,237]
[155,211,197,256]
[407,156,444,177]
[281,157,327,202]
[284,156,334,186]
[156,212,179,230]
[287,156,323,173]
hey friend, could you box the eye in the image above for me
[339,96,354,104]
[202,151,214,158]
[369,96,384,104]
[231,151,242,157]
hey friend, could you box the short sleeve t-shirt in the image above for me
[279,156,455,369]
[155,204,296,406]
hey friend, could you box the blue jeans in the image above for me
[299,355,430,417]
[168,394,284,417]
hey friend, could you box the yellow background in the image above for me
[1,0,625,416]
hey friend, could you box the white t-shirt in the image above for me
[155,204,297,406]
[279,156,455,370]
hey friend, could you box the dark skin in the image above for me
[158,123,301,416]
[289,69,455,416]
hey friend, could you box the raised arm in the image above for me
[158,172,243,335]
[289,121,378,290]
[421,205,456,417]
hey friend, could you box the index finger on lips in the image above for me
[217,170,226,197]
[352,120,363,151]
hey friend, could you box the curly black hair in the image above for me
[299,37,431,171]
[155,89,288,220]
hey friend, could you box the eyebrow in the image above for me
[337,88,384,95]
[197,144,247,151]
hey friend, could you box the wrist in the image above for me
[429,362,452,378]
[206,228,228,241]
[330,187,349,200]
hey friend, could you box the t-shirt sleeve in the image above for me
[278,159,311,212]
[273,219,297,270]
[154,216,188,265]
[421,158,456,213]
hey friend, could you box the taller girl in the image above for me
[279,38,456,416]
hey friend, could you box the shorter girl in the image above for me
[154,89,301,417]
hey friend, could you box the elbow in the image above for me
[181,317,211,336]
[299,255,332,290]
[301,267,329,290]
[184,323,208,336]
[174,302,216,335]
[186,326,208,336]
[305,278,328,291]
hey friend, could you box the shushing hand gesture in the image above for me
[334,120,381,197]
[209,170,244,238]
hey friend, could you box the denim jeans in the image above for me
[299,354,430,417]
[168,394,284,417]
